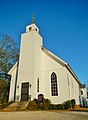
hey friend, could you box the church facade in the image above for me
[9,18,81,106]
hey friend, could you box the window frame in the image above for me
[37,78,39,92]
[50,72,58,96]
[29,27,32,31]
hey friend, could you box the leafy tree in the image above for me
[0,78,8,103]
[0,33,19,103]
[0,33,19,73]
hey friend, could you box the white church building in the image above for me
[9,17,82,106]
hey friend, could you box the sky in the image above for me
[0,0,88,85]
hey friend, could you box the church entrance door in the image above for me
[21,82,29,101]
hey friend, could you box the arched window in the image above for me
[51,72,58,96]
[37,78,39,92]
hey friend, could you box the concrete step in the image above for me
[2,101,29,112]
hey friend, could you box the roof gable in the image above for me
[41,46,67,67]
[41,46,80,84]
[8,62,18,75]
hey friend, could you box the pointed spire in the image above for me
[31,14,34,24]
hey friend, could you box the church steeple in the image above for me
[26,15,39,33]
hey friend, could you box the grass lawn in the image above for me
[72,107,88,112]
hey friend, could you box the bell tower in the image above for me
[16,16,42,101]
[26,15,39,33]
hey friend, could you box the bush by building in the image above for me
[42,99,51,110]
[0,101,13,110]
[27,100,37,110]
[48,104,57,110]
[64,99,76,110]
[71,99,76,109]
[55,104,64,110]
[64,100,71,110]
[27,98,76,110]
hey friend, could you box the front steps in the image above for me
[2,101,29,112]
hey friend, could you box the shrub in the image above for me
[44,99,51,104]
[27,98,51,110]
[37,98,51,110]
[37,103,43,109]
[27,100,37,110]
[34,98,38,105]
[42,99,51,110]
[56,104,64,110]
[48,104,57,110]
[0,101,14,110]
[0,102,7,109]
[42,102,48,110]
[64,100,71,110]
[71,99,76,109]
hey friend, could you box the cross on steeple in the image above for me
[31,14,34,24]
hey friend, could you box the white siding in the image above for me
[9,63,18,101]
[16,24,43,100]
[41,51,80,105]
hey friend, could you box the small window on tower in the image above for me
[36,28,37,31]
[29,27,32,30]
[37,78,39,92]
[87,92,88,98]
